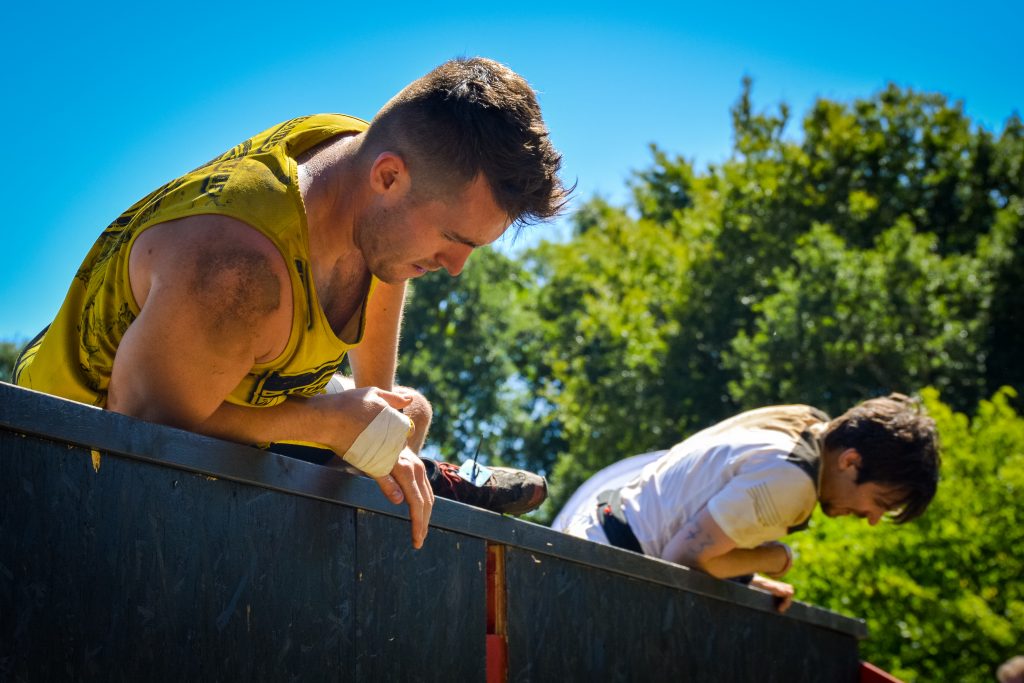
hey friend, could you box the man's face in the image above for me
[356,173,511,284]
[818,449,905,525]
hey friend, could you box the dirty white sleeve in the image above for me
[706,464,817,548]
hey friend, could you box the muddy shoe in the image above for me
[425,459,548,515]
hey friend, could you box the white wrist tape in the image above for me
[342,406,413,478]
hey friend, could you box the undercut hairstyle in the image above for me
[362,57,569,228]
[824,393,941,523]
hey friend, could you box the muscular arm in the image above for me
[341,279,434,535]
[108,215,291,430]
[111,215,395,447]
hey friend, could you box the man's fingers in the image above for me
[376,388,414,410]
[385,451,433,549]
[754,576,795,613]
[770,582,795,613]
[374,474,405,504]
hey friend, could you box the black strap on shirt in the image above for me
[596,488,644,554]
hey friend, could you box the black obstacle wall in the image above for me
[0,382,865,682]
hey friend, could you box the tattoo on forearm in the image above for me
[682,518,714,555]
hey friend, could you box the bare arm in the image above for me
[341,279,434,538]
[662,507,789,577]
[108,215,291,430]
[661,507,794,612]
[347,280,407,390]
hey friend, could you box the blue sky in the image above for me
[1,1,1020,341]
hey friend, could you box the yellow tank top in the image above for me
[16,114,375,409]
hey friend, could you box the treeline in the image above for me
[0,341,21,381]
[399,80,1022,506]
[396,82,1023,680]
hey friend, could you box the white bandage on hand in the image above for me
[342,406,414,478]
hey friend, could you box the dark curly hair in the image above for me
[362,57,569,228]
[824,393,941,523]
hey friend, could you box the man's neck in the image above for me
[301,134,371,262]
[297,133,373,335]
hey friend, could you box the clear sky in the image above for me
[1,1,1020,341]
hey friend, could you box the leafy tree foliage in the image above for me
[724,214,1015,411]
[527,81,1023,510]
[395,247,551,470]
[528,201,692,507]
[395,82,1022,507]
[0,339,23,381]
[787,388,1024,682]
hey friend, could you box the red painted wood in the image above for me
[861,660,904,682]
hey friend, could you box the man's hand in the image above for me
[374,448,434,549]
[750,574,796,613]
[329,387,434,548]
[195,385,435,548]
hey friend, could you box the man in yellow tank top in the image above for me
[14,57,568,549]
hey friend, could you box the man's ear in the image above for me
[368,152,410,196]
[837,448,862,471]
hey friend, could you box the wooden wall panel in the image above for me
[353,510,486,682]
[0,383,864,682]
[504,547,860,683]
[1,433,356,682]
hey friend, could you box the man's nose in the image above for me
[440,244,474,276]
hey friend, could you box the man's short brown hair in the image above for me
[824,393,941,523]
[364,57,569,228]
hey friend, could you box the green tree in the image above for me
[986,114,1024,397]
[519,198,697,510]
[787,388,1024,682]
[395,247,545,469]
[724,212,1017,412]
[0,339,24,381]
[671,82,1023,421]
[531,80,1023,472]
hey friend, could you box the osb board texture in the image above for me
[504,546,860,683]
[0,432,486,682]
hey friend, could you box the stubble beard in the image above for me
[354,203,409,284]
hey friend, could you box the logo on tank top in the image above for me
[246,359,344,406]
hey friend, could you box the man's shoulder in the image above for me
[701,404,829,443]
[133,215,292,359]
[267,114,369,151]
[731,404,829,423]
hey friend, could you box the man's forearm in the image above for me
[349,281,407,390]
[700,545,789,580]
[197,393,369,452]
[662,508,790,580]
